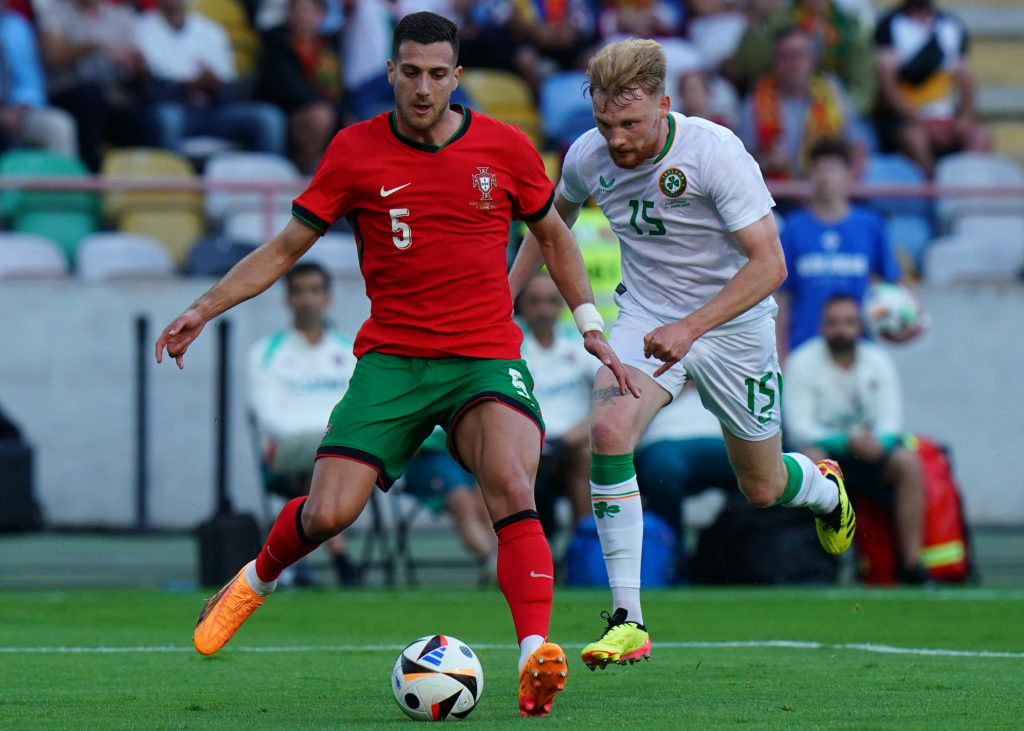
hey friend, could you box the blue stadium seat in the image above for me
[885,214,933,274]
[862,153,931,219]
[186,234,257,276]
[540,71,594,149]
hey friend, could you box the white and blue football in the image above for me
[392,635,483,721]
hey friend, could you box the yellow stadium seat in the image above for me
[540,151,562,184]
[101,148,204,264]
[120,210,204,266]
[193,0,261,78]
[460,69,535,114]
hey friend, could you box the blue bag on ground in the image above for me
[565,513,675,587]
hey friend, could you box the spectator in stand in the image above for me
[596,1,683,40]
[732,0,875,116]
[258,0,343,173]
[685,0,748,73]
[136,0,287,157]
[783,293,929,583]
[874,0,990,178]
[775,139,920,357]
[634,385,734,583]
[507,0,596,76]
[737,26,866,180]
[38,0,152,170]
[516,272,595,539]
[402,427,498,575]
[677,69,737,130]
[248,263,361,586]
[0,0,78,156]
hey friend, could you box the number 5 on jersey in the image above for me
[391,208,411,249]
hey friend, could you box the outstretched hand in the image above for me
[583,330,640,398]
[155,308,207,369]
[643,321,696,377]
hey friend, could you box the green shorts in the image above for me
[317,351,545,489]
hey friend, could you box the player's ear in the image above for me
[659,95,671,117]
[386,58,396,86]
[453,65,462,88]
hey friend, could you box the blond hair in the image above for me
[586,38,667,107]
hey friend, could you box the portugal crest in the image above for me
[472,166,497,201]
[659,168,686,198]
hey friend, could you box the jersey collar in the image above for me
[637,114,676,168]
[388,104,471,152]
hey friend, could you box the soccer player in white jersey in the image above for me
[510,38,856,670]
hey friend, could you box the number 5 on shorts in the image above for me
[509,368,532,401]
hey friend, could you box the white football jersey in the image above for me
[560,112,777,331]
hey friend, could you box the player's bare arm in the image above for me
[525,206,639,398]
[644,212,786,376]
[155,218,320,369]
[509,191,582,299]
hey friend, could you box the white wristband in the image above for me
[572,302,604,335]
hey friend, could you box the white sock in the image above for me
[591,476,644,625]
[779,453,839,514]
[518,634,545,672]
[244,560,277,597]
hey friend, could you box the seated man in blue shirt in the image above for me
[775,138,919,357]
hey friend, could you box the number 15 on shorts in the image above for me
[744,371,781,425]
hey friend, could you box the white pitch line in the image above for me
[2,640,1022,660]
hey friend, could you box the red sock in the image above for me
[495,511,553,643]
[254,497,321,581]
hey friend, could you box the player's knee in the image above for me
[590,417,629,453]
[301,499,353,541]
[738,476,781,508]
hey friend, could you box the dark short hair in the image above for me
[809,138,852,166]
[391,11,459,63]
[823,292,860,312]
[285,262,330,293]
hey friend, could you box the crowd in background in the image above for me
[0,0,989,179]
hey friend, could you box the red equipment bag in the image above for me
[852,436,971,585]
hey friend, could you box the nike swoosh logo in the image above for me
[380,183,411,197]
[599,176,615,189]
[530,571,553,579]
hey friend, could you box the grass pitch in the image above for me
[2,586,1023,728]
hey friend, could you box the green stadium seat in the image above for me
[0,149,100,263]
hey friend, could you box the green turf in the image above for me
[2,587,1023,728]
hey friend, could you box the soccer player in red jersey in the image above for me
[155,11,636,718]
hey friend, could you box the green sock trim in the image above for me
[779,454,803,505]
[590,453,635,485]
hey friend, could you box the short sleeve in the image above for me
[558,137,590,204]
[292,132,355,234]
[509,127,555,221]
[703,133,775,232]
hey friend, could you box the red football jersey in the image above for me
[292,106,554,359]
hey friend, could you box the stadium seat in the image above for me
[298,231,361,276]
[922,233,1024,284]
[203,151,302,222]
[185,234,257,276]
[194,0,261,77]
[459,68,542,147]
[886,214,934,274]
[223,209,293,245]
[76,232,176,280]
[0,232,69,278]
[101,148,204,265]
[934,152,1024,228]
[861,153,931,219]
[539,71,594,149]
[0,149,100,262]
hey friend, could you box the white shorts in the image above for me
[608,294,782,441]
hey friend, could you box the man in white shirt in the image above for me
[136,0,286,155]
[510,37,855,670]
[783,293,926,582]
[249,262,359,585]
[517,272,596,538]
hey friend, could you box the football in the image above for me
[862,282,919,338]
[392,635,484,721]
